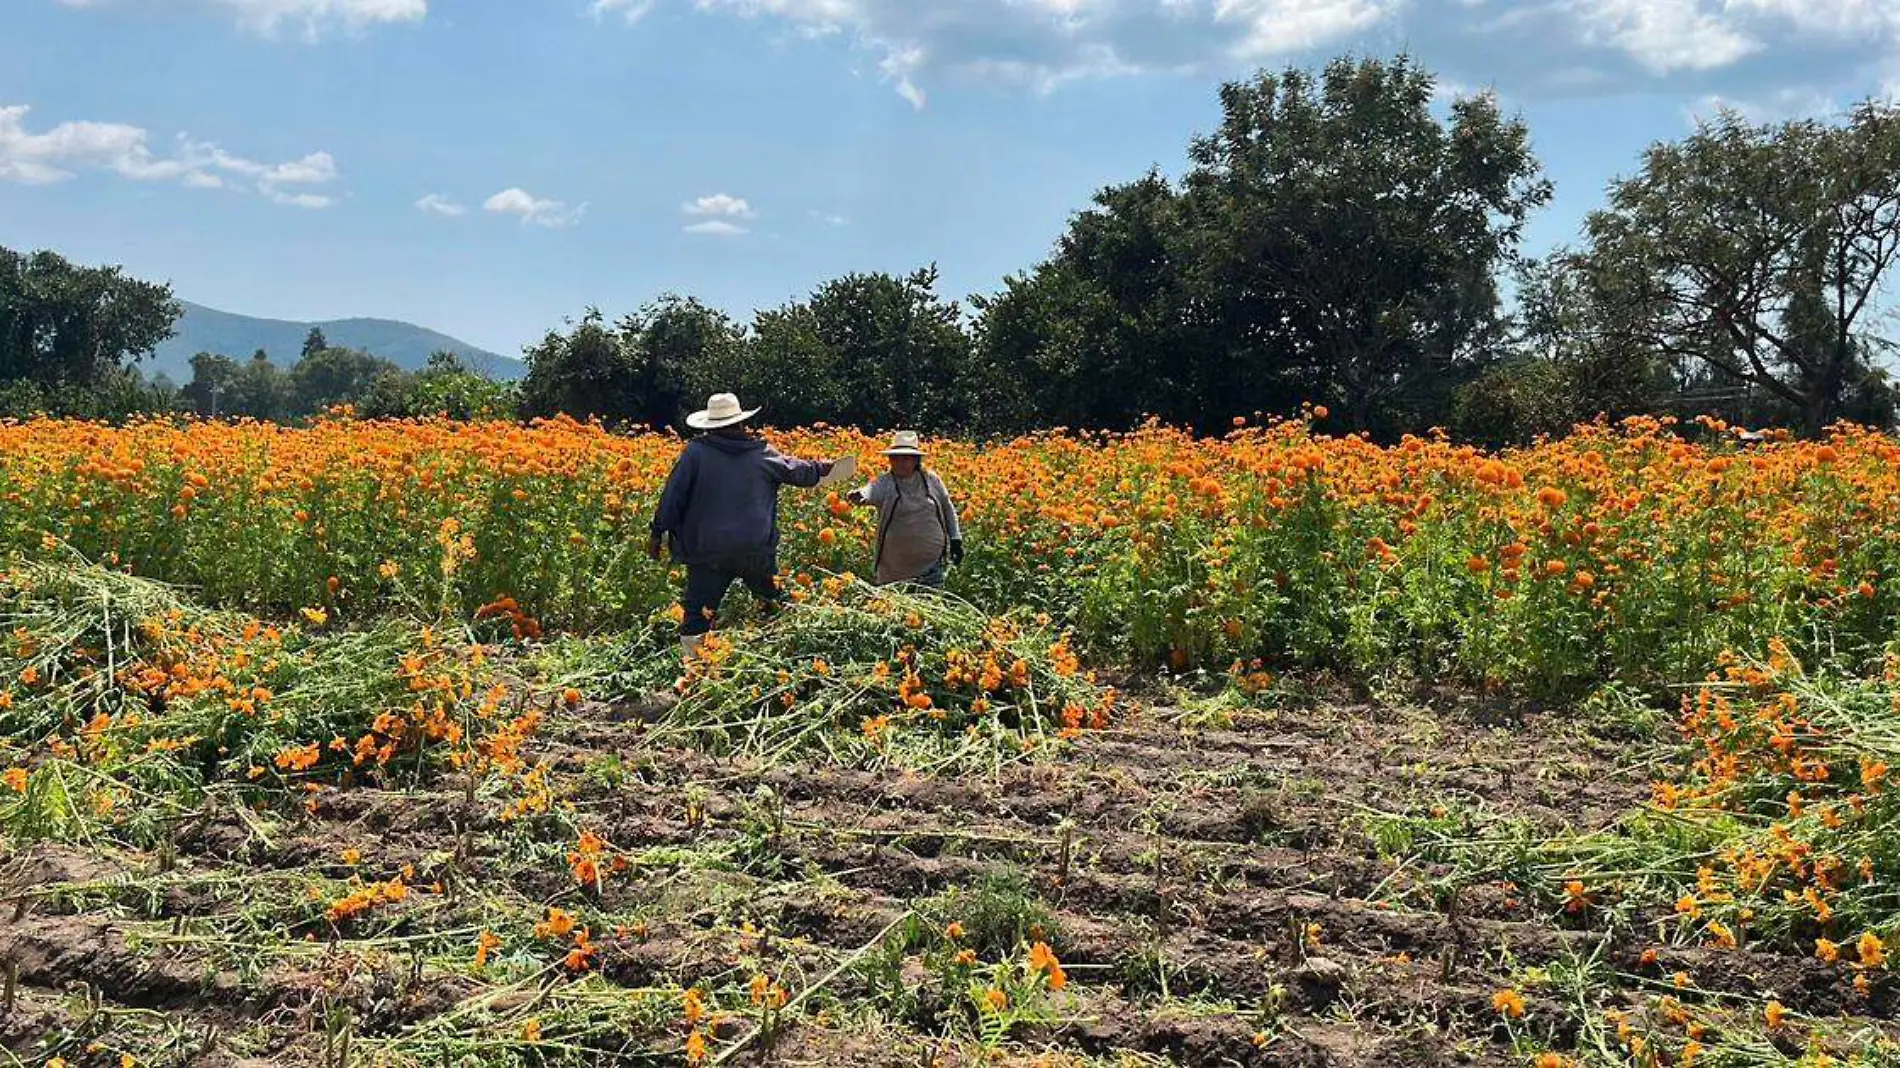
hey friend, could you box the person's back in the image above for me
[672,434,789,569]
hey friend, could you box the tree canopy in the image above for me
[11,55,1899,442]
[0,246,179,389]
[1574,103,1900,435]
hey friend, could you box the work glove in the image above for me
[950,540,965,566]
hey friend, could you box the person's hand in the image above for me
[647,534,664,561]
[950,539,965,566]
[818,454,858,488]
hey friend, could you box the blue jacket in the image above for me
[650,434,829,569]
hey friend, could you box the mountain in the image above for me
[145,302,521,383]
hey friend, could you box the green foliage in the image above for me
[1450,357,1575,447]
[0,244,181,390]
[1576,101,1900,436]
[748,266,971,430]
[520,297,743,429]
[0,369,182,420]
[967,55,1550,437]
[185,345,514,422]
[289,346,404,413]
[646,577,1116,766]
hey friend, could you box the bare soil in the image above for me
[2,688,1890,1065]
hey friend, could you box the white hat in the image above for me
[686,392,761,430]
[881,431,925,457]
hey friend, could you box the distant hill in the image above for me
[145,302,521,383]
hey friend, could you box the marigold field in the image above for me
[0,413,1896,1067]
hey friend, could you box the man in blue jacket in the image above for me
[648,392,856,661]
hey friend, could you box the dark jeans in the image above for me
[680,559,781,636]
[879,560,946,590]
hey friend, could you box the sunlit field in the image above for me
[1,414,1896,1066]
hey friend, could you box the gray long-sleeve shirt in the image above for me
[858,469,961,584]
[650,434,829,569]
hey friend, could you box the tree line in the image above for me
[183,329,513,421]
[5,54,1898,441]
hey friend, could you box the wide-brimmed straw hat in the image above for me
[881,431,926,457]
[686,392,761,430]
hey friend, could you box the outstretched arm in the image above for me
[763,447,832,489]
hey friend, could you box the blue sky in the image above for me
[3,0,1897,358]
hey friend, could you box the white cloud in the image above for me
[483,187,585,228]
[683,193,756,218]
[58,0,426,36]
[610,1,1900,105]
[808,209,848,226]
[1566,0,1900,75]
[1215,0,1400,60]
[414,192,467,216]
[1684,86,1839,125]
[0,104,340,207]
[684,219,749,237]
[652,0,1408,105]
[269,190,335,208]
[590,0,656,21]
[1567,0,1759,73]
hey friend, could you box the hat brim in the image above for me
[881,447,926,457]
[686,407,760,430]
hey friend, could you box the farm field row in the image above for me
[0,415,1896,1065]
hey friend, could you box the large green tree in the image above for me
[519,298,744,428]
[760,266,971,430]
[1183,54,1549,432]
[288,346,401,415]
[632,295,746,430]
[970,175,1214,431]
[971,55,1550,436]
[1577,103,1900,435]
[0,245,180,388]
[518,310,636,423]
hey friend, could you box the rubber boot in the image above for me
[679,633,705,664]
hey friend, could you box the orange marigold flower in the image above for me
[1491,988,1526,1018]
[1026,941,1067,990]
[682,987,708,1026]
[1858,932,1887,970]
[534,906,577,940]
[474,930,502,969]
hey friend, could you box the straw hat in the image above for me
[686,392,760,430]
[881,431,926,457]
